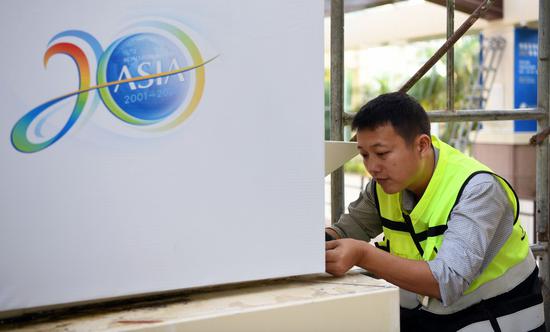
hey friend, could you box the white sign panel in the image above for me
[0,0,324,313]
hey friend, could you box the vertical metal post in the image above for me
[537,0,550,325]
[447,0,455,112]
[330,0,345,224]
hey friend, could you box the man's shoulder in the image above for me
[465,172,499,187]
[457,172,510,204]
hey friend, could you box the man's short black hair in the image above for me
[352,92,431,144]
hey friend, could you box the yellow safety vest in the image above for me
[374,136,529,295]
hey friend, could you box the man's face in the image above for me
[356,124,425,195]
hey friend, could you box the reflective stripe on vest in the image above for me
[374,136,529,296]
[457,302,544,332]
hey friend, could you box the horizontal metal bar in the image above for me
[531,242,548,256]
[428,109,545,122]
[343,108,545,126]
[343,112,354,125]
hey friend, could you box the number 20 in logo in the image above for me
[11,20,217,153]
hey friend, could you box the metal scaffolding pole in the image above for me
[447,0,455,112]
[343,108,545,126]
[537,0,550,325]
[428,109,545,122]
[330,0,345,224]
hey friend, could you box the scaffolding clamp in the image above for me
[529,126,550,145]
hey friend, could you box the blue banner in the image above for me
[514,27,538,132]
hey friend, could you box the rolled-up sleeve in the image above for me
[427,173,514,306]
[329,180,383,242]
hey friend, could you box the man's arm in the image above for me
[325,239,441,299]
[325,180,383,242]
[427,173,514,305]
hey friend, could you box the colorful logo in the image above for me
[11,20,216,153]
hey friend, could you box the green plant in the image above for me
[344,155,366,174]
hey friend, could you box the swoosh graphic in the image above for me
[49,55,218,106]
[12,55,218,153]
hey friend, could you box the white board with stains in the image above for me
[0,0,324,314]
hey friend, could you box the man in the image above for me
[325,92,545,331]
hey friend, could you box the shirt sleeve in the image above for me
[328,180,383,242]
[427,173,515,306]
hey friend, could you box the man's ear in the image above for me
[416,134,432,155]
